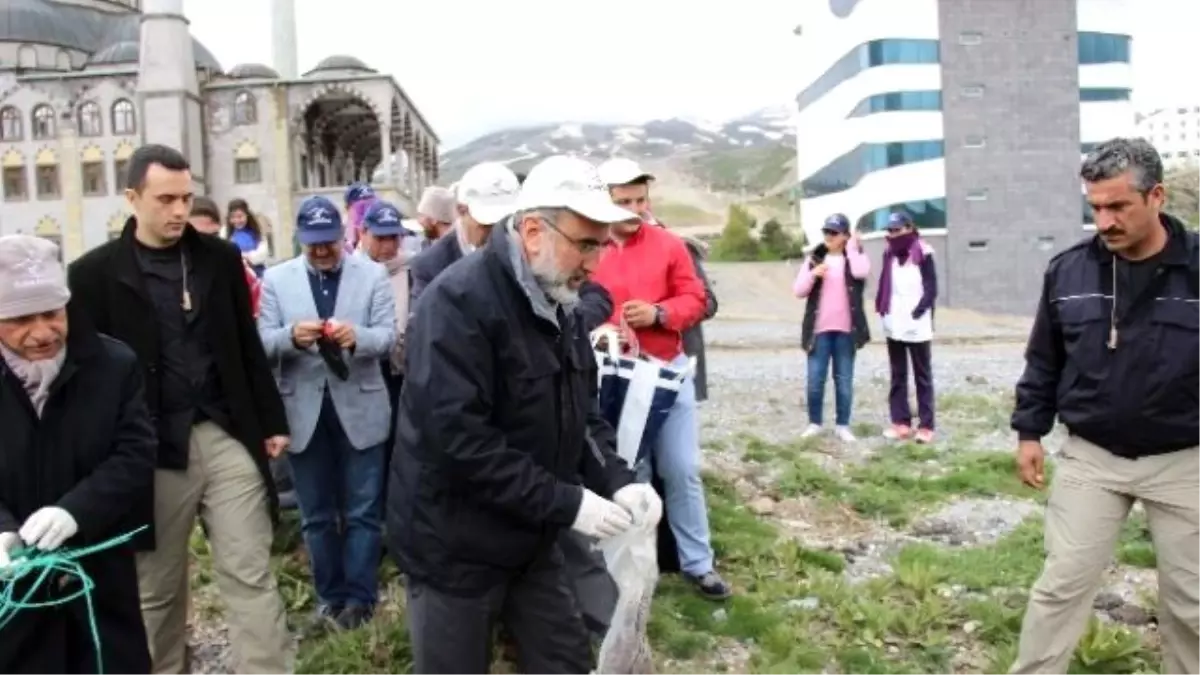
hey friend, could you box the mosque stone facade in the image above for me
[0,0,439,262]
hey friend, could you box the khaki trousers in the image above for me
[136,422,294,674]
[1013,436,1199,674]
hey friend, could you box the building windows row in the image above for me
[1077,32,1131,65]
[798,33,1131,114]
[846,87,1131,119]
[0,100,138,142]
[801,140,944,198]
[855,194,1097,233]
[1,159,130,201]
[796,39,940,112]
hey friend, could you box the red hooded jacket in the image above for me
[591,222,707,362]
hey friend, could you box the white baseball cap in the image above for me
[517,156,640,224]
[457,162,520,225]
[598,157,655,186]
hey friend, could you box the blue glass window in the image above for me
[847,90,942,117]
[796,39,940,112]
[1079,88,1131,102]
[801,140,944,198]
[1078,32,1131,64]
[855,199,947,234]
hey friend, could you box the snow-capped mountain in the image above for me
[439,105,796,182]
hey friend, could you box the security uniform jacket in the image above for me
[387,224,635,594]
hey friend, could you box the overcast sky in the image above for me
[184,0,1198,149]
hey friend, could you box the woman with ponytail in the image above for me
[875,212,938,443]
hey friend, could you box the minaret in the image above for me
[272,0,299,79]
[136,0,206,191]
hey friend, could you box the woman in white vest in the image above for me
[875,212,938,443]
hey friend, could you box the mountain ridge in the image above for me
[437,105,800,229]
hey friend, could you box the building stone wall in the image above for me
[938,0,1083,315]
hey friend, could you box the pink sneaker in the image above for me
[914,428,935,444]
[883,424,911,440]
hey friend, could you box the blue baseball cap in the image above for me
[887,212,914,230]
[822,213,851,234]
[344,181,374,207]
[362,200,405,237]
[295,196,343,245]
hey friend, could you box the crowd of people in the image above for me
[0,142,729,674]
[0,136,1194,675]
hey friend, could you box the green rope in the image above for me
[0,525,148,674]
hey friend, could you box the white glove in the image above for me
[19,507,79,552]
[571,489,634,540]
[613,484,663,531]
[0,531,21,570]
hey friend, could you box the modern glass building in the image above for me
[793,0,1135,314]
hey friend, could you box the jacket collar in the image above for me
[1093,212,1192,267]
[114,217,215,300]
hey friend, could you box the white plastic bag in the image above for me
[595,508,660,673]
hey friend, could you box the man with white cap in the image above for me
[387,155,662,673]
[415,185,456,246]
[594,156,732,600]
[0,235,155,673]
[408,162,521,308]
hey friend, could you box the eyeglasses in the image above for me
[538,215,605,255]
[822,229,844,237]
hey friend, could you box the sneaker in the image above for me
[302,603,342,637]
[883,424,911,440]
[800,423,823,439]
[834,425,857,442]
[686,571,733,600]
[335,604,375,631]
[914,428,935,444]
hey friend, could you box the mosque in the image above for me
[0,0,440,262]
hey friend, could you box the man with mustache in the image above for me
[388,155,661,673]
[1010,137,1199,674]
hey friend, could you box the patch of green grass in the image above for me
[1115,511,1156,568]
[188,461,1154,674]
[653,200,724,226]
[747,432,1044,526]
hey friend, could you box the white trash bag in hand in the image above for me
[596,484,663,674]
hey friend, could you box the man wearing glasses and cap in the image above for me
[407,162,520,307]
[257,195,398,631]
[388,155,661,674]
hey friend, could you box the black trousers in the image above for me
[406,544,592,674]
[381,361,403,507]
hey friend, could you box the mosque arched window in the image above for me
[233,91,257,126]
[111,99,137,135]
[77,101,102,137]
[31,105,56,140]
[0,107,22,141]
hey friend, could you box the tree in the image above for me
[710,204,761,261]
[759,218,805,260]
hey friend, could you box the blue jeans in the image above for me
[636,353,714,577]
[288,396,385,608]
[807,331,856,426]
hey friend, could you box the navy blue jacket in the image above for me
[1011,213,1199,457]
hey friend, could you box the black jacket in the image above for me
[387,225,635,595]
[1012,213,1199,457]
[0,310,155,673]
[408,232,463,308]
[66,220,289,549]
[800,244,871,352]
[681,239,718,401]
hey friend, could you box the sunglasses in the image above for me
[822,229,846,236]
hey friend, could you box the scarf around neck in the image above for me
[356,248,412,373]
[875,233,926,316]
[1,343,67,416]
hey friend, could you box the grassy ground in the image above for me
[188,391,1162,673]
